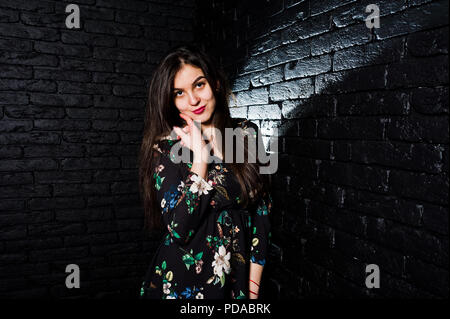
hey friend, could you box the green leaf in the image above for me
[257,203,268,216]
[182,254,195,266]
[237,290,245,299]
[161,260,166,270]
[172,230,181,239]
[154,176,165,191]
[216,210,230,225]
[182,254,193,270]
[220,274,225,288]
[195,251,203,260]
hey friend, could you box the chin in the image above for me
[195,110,211,123]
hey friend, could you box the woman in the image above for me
[138,44,272,299]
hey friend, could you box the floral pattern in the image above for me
[211,245,231,284]
[140,119,272,299]
[189,174,213,195]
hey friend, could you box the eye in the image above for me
[174,90,183,97]
[196,82,205,88]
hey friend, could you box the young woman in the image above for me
[138,44,272,299]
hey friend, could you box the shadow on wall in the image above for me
[198,0,449,299]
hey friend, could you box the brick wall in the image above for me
[1,0,448,299]
[195,0,449,298]
[0,0,196,298]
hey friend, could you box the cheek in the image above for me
[201,89,215,103]
[174,100,186,112]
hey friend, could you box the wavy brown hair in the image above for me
[138,44,271,233]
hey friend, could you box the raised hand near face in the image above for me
[173,113,210,163]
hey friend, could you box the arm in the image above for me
[249,192,272,299]
[239,119,273,298]
[153,145,214,246]
[249,263,264,299]
[190,150,209,180]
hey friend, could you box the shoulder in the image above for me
[153,137,192,171]
[152,136,181,155]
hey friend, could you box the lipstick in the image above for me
[193,106,206,114]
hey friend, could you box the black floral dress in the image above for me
[140,119,272,299]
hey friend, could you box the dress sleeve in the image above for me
[152,142,216,246]
[249,191,272,266]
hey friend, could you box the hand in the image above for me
[173,113,209,160]
[202,127,223,160]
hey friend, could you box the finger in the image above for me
[182,114,202,136]
[173,126,188,140]
[179,112,193,126]
[191,118,202,135]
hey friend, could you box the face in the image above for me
[172,63,216,126]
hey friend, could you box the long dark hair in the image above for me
[138,44,271,232]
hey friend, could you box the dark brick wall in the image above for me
[195,0,448,298]
[0,0,196,298]
[0,0,448,299]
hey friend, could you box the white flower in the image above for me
[195,292,204,299]
[177,180,185,192]
[161,198,166,208]
[163,282,171,294]
[166,295,176,299]
[189,174,213,195]
[211,245,231,278]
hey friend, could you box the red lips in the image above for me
[193,106,206,114]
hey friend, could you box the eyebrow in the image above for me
[173,76,206,91]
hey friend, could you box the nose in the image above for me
[187,91,200,106]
